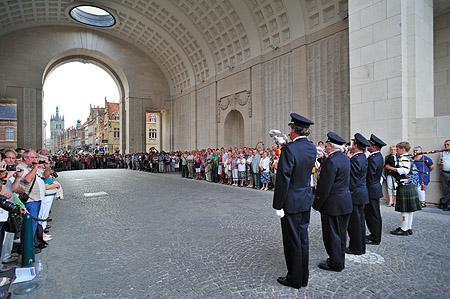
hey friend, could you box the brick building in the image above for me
[0,103,17,148]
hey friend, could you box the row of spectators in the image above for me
[50,153,126,171]
[125,147,283,191]
[0,147,62,286]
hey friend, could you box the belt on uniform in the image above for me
[443,170,450,174]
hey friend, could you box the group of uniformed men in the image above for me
[272,112,386,289]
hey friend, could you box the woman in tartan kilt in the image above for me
[385,141,421,236]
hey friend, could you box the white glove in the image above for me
[274,136,286,145]
[275,209,285,218]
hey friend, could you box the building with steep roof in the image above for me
[104,99,120,153]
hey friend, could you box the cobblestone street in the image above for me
[18,169,450,298]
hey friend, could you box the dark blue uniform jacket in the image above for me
[349,153,369,205]
[366,152,384,199]
[272,137,317,214]
[313,151,352,216]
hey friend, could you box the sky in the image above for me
[43,62,120,137]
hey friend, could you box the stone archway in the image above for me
[224,110,244,148]
[42,51,129,153]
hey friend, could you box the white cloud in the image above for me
[43,62,120,136]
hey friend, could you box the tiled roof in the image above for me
[0,104,17,120]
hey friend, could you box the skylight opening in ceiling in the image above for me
[69,5,116,28]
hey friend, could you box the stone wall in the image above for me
[307,29,350,142]
[173,92,196,150]
[261,53,293,146]
[170,22,350,150]
[435,11,450,116]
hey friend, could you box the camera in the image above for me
[6,165,16,171]
[0,195,20,215]
[50,167,58,178]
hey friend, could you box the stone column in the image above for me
[10,86,43,150]
[119,97,126,154]
[348,0,434,143]
[126,97,145,153]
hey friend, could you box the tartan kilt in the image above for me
[395,183,421,212]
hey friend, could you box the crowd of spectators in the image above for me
[50,153,126,171]
[0,147,62,287]
[123,147,284,191]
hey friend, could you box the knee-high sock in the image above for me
[407,212,414,230]
[400,212,409,231]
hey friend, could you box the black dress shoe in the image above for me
[276,277,301,289]
[390,227,409,236]
[407,229,413,235]
[345,248,364,255]
[365,239,380,245]
[318,261,343,272]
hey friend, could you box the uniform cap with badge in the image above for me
[326,132,347,145]
[369,134,386,149]
[353,133,370,148]
[288,113,314,128]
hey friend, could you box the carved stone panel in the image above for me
[217,90,252,122]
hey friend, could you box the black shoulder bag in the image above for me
[18,175,37,203]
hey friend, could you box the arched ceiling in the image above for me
[0,0,347,93]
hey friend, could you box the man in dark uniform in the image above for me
[346,133,370,255]
[313,132,352,272]
[273,113,317,289]
[365,134,386,245]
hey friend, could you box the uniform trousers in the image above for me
[281,211,310,288]
[320,213,350,270]
[440,171,450,208]
[365,198,382,243]
[347,204,366,254]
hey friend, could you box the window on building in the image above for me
[114,128,120,138]
[5,128,14,141]
[148,128,157,139]
[114,113,119,120]
[149,114,156,123]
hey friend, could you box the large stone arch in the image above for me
[0,25,170,152]
[42,50,129,153]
